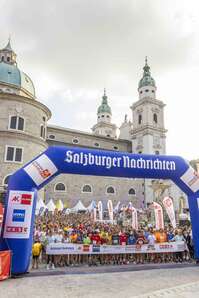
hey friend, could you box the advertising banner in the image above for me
[153,202,164,230]
[0,251,11,281]
[107,200,113,222]
[24,154,58,186]
[46,241,186,255]
[3,191,34,239]
[180,167,199,193]
[131,207,138,230]
[163,196,176,228]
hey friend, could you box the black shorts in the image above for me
[33,255,39,260]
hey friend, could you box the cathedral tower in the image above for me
[92,89,117,138]
[131,58,167,155]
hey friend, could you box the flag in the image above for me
[131,207,138,230]
[114,201,120,213]
[153,202,164,230]
[93,207,97,222]
[163,196,176,228]
[107,200,113,222]
[98,201,103,221]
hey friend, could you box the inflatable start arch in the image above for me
[1,146,199,274]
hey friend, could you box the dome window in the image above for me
[72,138,79,144]
[140,91,143,94]
[9,116,24,131]
[55,183,66,192]
[113,146,118,150]
[106,134,110,137]
[152,90,155,93]
[8,71,12,74]
[138,114,142,125]
[82,184,92,193]
[106,186,115,194]
[94,143,100,147]
[155,150,160,155]
[145,89,149,92]
[102,115,105,118]
[106,115,110,118]
[49,134,55,139]
[40,125,46,139]
[128,188,136,195]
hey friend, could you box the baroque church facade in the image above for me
[0,40,184,210]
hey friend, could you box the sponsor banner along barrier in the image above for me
[46,241,186,255]
[0,251,11,281]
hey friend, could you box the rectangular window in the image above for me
[6,147,14,161]
[18,118,24,131]
[9,116,24,131]
[5,146,23,162]
[15,148,22,162]
[10,116,17,129]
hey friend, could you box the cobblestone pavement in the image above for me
[1,265,199,298]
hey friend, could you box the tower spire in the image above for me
[0,38,17,65]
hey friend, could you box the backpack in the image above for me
[32,243,41,256]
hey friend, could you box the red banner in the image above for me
[0,251,11,281]
[0,203,3,235]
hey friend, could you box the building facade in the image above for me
[0,41,184,209]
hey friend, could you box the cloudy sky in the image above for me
[1,0,199,160]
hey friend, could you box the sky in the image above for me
[0,0,199,160]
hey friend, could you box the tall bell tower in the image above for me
[131,58,167,205]
[131,58,167,155]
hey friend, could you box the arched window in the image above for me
[3,174,11,186]
[82,184,92,193]
[138,114,142,125]
[153,113,158,124]
[106,186,115,194]
[9,116,24,131]
[128,188,136,195]
[40,125,46,138]
[55,183,66,192]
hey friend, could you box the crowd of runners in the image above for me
[32,210,194,269]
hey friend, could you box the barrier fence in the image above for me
[46,241,186,255]
[0,250,11,281]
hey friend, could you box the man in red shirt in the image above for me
[91,231,101,245]
[119,232,127,245]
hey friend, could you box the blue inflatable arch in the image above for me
[1,146,199,274]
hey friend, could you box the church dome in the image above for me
[138,58,156,89]
[97,90,112,114]
[0,62,35,96]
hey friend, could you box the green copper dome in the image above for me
[0,40,35,97]
[0,62,35,96]
[138,58,156,89]
[97,89,112,114]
